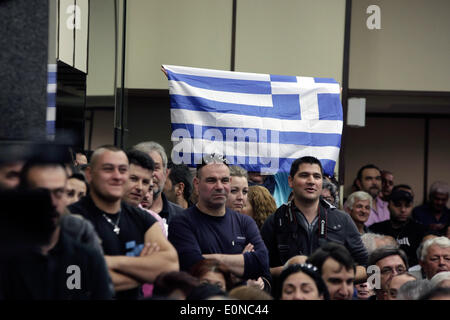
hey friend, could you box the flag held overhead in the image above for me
[163,65,343,176]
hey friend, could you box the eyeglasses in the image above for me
[380,265,406,276]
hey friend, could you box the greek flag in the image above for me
[47,63,57,140]
[164,65,342,175]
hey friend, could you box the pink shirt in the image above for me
[138,205,168,298]
[139,205,168,238]
[365,196,390,227]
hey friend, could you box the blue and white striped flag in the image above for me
[164,65,342,175]
[47,63,57,140]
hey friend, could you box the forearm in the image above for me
[108,251,179,283]
[108,269,140,292]
[203,253,245,277]
[270,266,284,278]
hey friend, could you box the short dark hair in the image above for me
[152,271,200,299]
[19,160,66,190]
[186,283,228,300]
[126,149,155,172]
[68,172,89,194]
[278,263,330,300]
[289,156,323,178]
[168,164,193,203]
[306,242,356,274]
[356,164,381,182]
[368,246,409,269]
[189,258,234,291]
[392,184,413,194]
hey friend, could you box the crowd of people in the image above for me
[0,141,449,301]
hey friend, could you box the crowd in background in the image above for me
[0,141,449,301]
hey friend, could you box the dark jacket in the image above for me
[160,193,185,225]
[0,230,113,300]
[261,199,368,267]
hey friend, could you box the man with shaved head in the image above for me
[69,145,179,300]
[168,154,271,290]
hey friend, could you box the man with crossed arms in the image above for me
[168,154,271,291]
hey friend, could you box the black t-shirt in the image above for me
[69,195,157,299]
[369,219,427,266]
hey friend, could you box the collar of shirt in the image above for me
[293,205,319,233]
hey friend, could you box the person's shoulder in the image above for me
[167,200,185,214]
[59,228,100,258]
[325,204,349,220]
[266,203,288,221]
[122,202,157,224]
[408,219,427,231]
[369,220,390,231]
[412,203,429,214]
[227,208,252,222]
[122,201,146,215]
[161,193,184,215]
[60,213,90,230]
[67,196,90,214]
[170,206,196,223]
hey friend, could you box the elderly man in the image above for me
[419,236,450,280]
[344,191,372,234]
[353,164,389,227]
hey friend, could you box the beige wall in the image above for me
[86,0,116,96]
[79,1,450,206]
[428,118,450,206]
[84,109,114,150]
[235,0,345,83]
[349,0,450,91]
[344,117,426,206]
[125,0,233,89]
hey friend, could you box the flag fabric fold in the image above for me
[164,65,343,176]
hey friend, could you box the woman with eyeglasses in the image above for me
[278,264,330,300]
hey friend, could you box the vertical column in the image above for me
[0,0,49,141]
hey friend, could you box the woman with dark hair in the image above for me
[151,271,200,300]
[278,263,330,300]
[189,259,234,292]
[65,173,88,205]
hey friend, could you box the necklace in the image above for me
[102,211,121,235]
